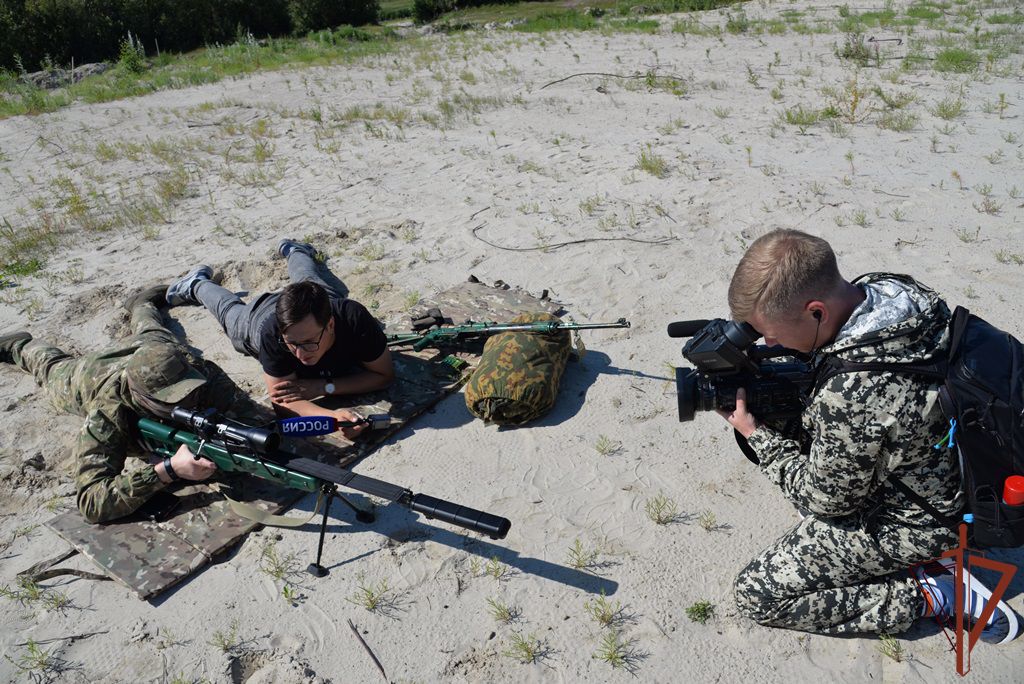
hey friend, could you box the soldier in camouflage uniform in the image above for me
[0,286,235,523]
[718,230,969,636]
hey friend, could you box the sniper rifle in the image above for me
[137,408,511,576]
[386,314,631,351]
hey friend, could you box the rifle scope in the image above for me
[170,407,281,454]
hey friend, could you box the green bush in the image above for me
[0,0,389,72]
[413,0,455,23]
[288,0,379,34]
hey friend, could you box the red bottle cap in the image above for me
[1004,475,1024,506]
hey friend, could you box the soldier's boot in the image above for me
[917,560,1020,644]
[278,239,320,260]
[125,284,171,312]
[165,265,214,306]
[0,331,32,364]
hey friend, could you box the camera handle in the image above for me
[733,430,760,465]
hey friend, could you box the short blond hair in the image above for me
[728,229,843,322]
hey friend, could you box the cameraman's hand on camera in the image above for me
[717,388,759,438]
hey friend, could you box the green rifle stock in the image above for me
[137,409,511,576]
[386,317,630,351]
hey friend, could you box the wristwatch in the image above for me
[324,381,336,395]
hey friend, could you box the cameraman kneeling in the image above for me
[719,229,1015,642]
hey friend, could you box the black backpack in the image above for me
[818,306,1024,548]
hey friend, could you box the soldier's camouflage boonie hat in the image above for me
[125,343,207,403]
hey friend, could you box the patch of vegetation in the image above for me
[584,590,624,628]
[1,26,402,119]
[346,576,393,613]
[503,631,545,664]
[644,492,680,525]
[933,47,979,73]
[877,633,906,662]
[486,596,521,623]
[635,144,669,178]
[686,600,715,624]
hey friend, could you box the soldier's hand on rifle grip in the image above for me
[716,388,759,439]
[333,409,368,440]
[171,443,217,481]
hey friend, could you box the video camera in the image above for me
[667,318,816,422]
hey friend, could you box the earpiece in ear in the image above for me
[812,310,822,321]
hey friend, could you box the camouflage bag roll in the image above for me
[464,312,572,425]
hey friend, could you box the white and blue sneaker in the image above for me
[165,265,213,306]
[917,558,1020,645]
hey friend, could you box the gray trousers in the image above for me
[195,250,341,358]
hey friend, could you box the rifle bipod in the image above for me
[307,483,375,577]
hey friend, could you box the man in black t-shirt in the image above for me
[166,240,394,438]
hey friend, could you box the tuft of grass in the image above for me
[4,639,58,677]
[836,32,873,65]
[486,597,520,624]
[635,144,669,178]
[281,584,299,605]
[356,243,386,261]
[877,633,906,662]
[485,555,510,581]
[0,576,70,611]
[258,542,298,582]
[584,590,622,628]
[872,86,915,110]
[698,509,718,531]
[208,619,240,653]
[954,227,980,243]
[974,198,1003,216]
[592,630,636,670]
[686,600,715,624]
[566,539,599,570]
[781,104,820,132]
[877,111,919,132]
[934,48,979,73]
[930,97,965,120]
[594,434,621,456]
[826,74,873,123]
[346,576,392,613]
[502,631,544,664]
[995,250,1024,265]
[644,492,679,525]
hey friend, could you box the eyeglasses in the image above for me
[282,323,328,353]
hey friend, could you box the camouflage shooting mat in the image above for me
[42,279,554,600]
[45,473,301,599]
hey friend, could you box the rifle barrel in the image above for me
[385,318,630,348]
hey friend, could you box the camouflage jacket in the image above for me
[747,273,963,528]
[64,304,235,523]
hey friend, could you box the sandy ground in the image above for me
[1,1,1023,682]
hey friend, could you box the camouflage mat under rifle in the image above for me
[42,279,554,600]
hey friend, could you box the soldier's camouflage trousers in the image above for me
[10,341,82,415]
[734,513,956,634]
[9,303,175,416]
